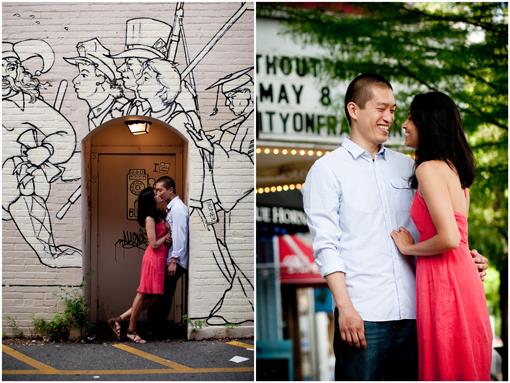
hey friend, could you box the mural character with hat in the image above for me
[205,66,254,162]
[65,38,127,131]
[2,39,81,268]
[185,68,256,324]
[109,18,172,117]
[135,57,200,132]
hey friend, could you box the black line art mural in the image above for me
[64,38,127,131]
[188,65,255,325]
[2,39,82,268]
[3,2,254,326]
[204,66,254,163]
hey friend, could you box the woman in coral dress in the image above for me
[391,92,492,380]
[108,187,170,343]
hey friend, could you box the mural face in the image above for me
[2,58,21,98]
[119,58,145,91]
[72,62,102,100]
[225,89,252,116]
[2,2,254,327]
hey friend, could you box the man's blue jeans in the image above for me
[334,309,418,381]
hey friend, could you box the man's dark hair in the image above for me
[156,175,176,192]
[136,187,162,227]
[344,73,393,126]
[409,91,475,189]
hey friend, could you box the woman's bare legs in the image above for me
[128,293,144,332]
[119,294,156,322]
[109,293,158,342]
[126,293,146,343]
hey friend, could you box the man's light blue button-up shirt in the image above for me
[166,196,189,270]
[302,137,417,321]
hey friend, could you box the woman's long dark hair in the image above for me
[136,187,162,227]
[409,91,475,189]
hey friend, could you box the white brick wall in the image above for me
[2,2,254,338]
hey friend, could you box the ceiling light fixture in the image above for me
[126,120,151,135]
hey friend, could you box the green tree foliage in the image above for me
[258,2,508,270]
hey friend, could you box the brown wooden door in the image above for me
[94,153,181,321]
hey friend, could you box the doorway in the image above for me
[82,117,187,329]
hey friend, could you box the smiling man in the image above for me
[302,73,488,381]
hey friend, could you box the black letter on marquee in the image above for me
[266,55,277,75]
[259,83,273,103]
[293,113,303,132]
[305,113,315,133]
[280,113,290,133]
[280,56,292,75]
[292,84,304,105]
[267,111,275,132]
[278,84,289,104]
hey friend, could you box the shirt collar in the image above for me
[342,136,387,161]
[5,91,26,111]
[166,195,181,211]
[89,94,116,118]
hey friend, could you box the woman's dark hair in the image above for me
[409,91,475,189]
[136,187,162,227]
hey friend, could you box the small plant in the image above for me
[6,316,24,338]
[64,295,92,334]
[182,315,206,331]
[225,323,240,330]
[33,314,69,342]
[192,319,206,330]
[32,293,92,341]
[33,317,48,338]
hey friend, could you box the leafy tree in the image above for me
[258,1,508,374]
[258,1,507,262]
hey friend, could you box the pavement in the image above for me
[2,336,254,381]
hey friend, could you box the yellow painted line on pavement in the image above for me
[2,345,59,374]
[3,343,253,376]
[112,343,193,371]
[226,340,253,350]
[3,367,254,375]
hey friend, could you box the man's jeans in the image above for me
[147,264,185,336]
[334,309,418,381]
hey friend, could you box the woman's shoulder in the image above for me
[416,160,449,174]
[415,160,449,183]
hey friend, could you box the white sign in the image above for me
[257,18,404,147]
[257,206,308,227]
[257,18,347,145]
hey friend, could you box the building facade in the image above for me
[3,2,254,339]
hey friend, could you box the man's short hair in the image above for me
[156,176,176,192]
[344,73,393,126]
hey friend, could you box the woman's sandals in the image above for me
[107,317,122,341]
[126,329,146,344]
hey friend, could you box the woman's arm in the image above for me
[391,161,461,256]
[145,217,170,249]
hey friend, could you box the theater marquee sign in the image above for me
[256,18,348,146]
[256,17,403,147]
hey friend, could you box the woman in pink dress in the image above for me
[108,187,170,343]
[390,91,492,380]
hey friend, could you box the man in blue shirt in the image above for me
[149,176,189,337]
